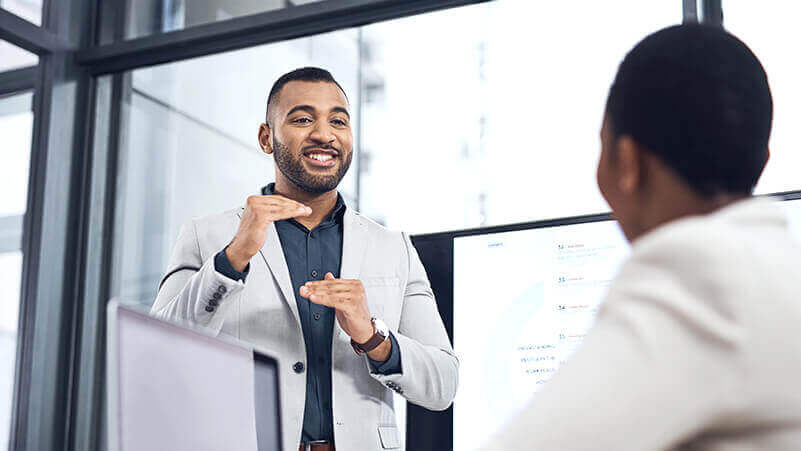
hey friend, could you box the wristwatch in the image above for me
[351,317,389,355]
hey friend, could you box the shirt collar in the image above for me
[262,182,347,224]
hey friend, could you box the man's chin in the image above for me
[296,175,341,194]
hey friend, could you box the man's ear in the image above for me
[615,135,643,195]
[258,123,273,155]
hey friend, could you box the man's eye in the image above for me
[332,119,348,126]
[293,117,312,124]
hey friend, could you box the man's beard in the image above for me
[272,136,352,194]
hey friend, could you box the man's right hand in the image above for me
[225,195,312,271]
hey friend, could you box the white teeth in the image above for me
[310,154,332,162]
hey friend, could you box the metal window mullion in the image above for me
[0,66,37,96]
[77,0,492,75]
[0,7,74,54]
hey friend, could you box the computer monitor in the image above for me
[452,215,627,451]
[107,302,281,451]
[406,191,801,451]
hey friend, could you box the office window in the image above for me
[358,0,681,232]
[0,39,37,72]
[0,90,34,451]
[0,0,41,26]
[118,0,327,42]
[107,0,683,304]
[724,1,801,195]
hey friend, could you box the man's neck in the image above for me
[273,179,339,230]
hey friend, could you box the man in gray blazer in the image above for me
[488,25,801,450]
[152,67,458,451]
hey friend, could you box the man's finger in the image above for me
[268,204,312,221]
[325,272,336,280]
[270,195,313,214]
[307,293,338,308]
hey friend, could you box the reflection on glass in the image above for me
[0,39,38,73]
[123,0,327,40]
[724,1,801,195]
[0,91,33,451]
[0,0,42,25]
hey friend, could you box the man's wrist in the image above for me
[352,321,375,345]
[224,242,250,272]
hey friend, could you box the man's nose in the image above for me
[308,121,336,144]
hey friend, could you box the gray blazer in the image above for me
[151,203,458,451]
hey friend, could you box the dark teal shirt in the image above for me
[214,184,401,442]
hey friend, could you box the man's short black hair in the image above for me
[606,24,772,197]
[265,67,348,123]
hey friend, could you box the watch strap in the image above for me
[351,331,387,354]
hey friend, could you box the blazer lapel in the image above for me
[340,209,368,280]
[237,208,301,326]
[335,209,369,339]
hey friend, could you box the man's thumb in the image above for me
[325,272,335,280]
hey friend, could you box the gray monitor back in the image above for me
[107,302,281,451]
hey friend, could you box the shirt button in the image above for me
[314,313,321,320]
[311,270,318,277]
[293,362,305,374]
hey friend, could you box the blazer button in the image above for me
[293,362,305,374]
[205,305,215,313]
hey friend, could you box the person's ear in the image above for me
[258,123,273,155]
[615,135,643,195]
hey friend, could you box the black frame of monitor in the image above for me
[405,189,801,451]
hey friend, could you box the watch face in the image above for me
[372,317,389,337]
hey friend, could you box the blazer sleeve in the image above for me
[368,232,460,411]
[150,219,246,334]
[483,227,748,451]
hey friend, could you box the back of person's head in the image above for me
[606,24,772,197]
[265,67,347,122]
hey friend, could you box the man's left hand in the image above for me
[300,273,375,344]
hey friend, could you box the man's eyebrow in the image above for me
[331,107,350,118]
[286,105,316,117]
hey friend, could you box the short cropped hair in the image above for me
[265,67,348,123]
[606,24,772,196]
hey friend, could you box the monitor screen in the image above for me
[452,218,628,451]
[449,194,801,451]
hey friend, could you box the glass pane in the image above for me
[0,0,42,26]
[0,91,34,451]
[359,0,681,233]
[724,1,801,195]
[0,39,38,72]
[121,0,328,41]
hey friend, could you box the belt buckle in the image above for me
[303,440,330,451]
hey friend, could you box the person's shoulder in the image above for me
[346,209,409,249]
[184,207,243,232]
[630,198,780,267]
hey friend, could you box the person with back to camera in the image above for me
[152,67,458,451]
[487,24,801,450]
